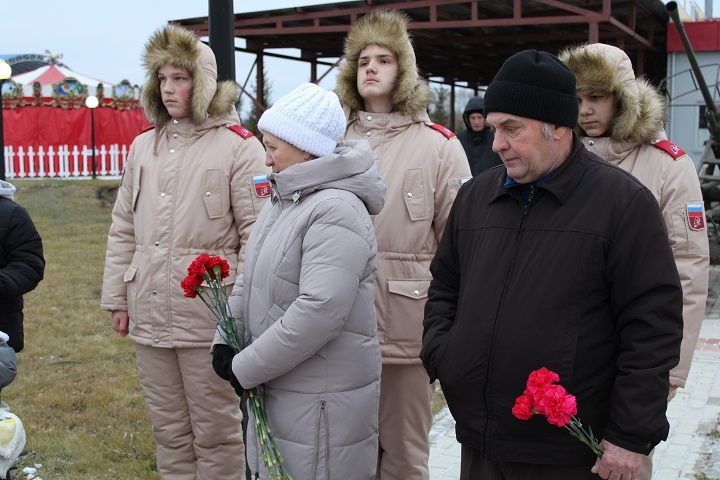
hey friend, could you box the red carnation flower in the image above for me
[179,253,291,476]
[525,367,560,409]
[205,256,230,280]
[511,393,535,420]
[512,367,600,457]
[188,253,211,277]
[181,275,202,298]
[537,384,577,427]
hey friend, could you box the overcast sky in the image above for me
[2,1,348,116]
[2,0,718,115]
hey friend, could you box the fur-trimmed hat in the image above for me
[140,25,239,126]
[335,9,431,116]
[484,50,578,128]
[258,83,345,158]
[559,43,665,143]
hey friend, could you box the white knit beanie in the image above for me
[258,83,346,158]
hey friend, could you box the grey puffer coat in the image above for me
[223,140,385,479]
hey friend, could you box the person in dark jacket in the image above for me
[457,96,502,176]
[0,180,44,353]
[420,50,683,480]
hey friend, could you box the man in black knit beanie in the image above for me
[421,50,683,480]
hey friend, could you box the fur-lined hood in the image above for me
[336,9,432,117]
[559,43,665,144]
[140,25,238,126]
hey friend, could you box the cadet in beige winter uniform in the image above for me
[336,10,471,479]
[560,43,709,480]
[101,25,268,479]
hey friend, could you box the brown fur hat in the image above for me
[559,43,665,143]
[140,24,238,126]
[335,9,431,116]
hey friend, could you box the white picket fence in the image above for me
[2,144,130,179]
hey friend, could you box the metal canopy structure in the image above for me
[174,0,670,129]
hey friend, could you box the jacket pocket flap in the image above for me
[388,279,431,299]
[123,265,138,283]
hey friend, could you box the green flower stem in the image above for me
[564,416,603,458]
[195,270,292,479]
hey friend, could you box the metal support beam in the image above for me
[450,82,456,132]
[317,58,343,84]
[256,52,265,111]
[0,80,5,181]
[239,45,337,67]
[589,22,599,43]
[209,0,236,82]
[310,58,318,84]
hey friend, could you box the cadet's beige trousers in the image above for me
[376,363,435,480]
[135,344,245,480]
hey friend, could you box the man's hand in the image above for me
[111,310,129,336]
[591,439,643,480]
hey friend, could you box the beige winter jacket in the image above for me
[343,111,470,364]
[561,43,710,389]
[101,26,268,348]
[337,9,471,364]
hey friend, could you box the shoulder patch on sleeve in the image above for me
[252,175,271,198]
[426,122,456,139]
[228,124,255,139]
[686,203,706,231]
[651,140,685,160]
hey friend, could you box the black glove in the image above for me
[212,344,244,397]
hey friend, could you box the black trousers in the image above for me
[460,445,598,480]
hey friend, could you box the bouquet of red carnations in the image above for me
[181,254,292,479]
[512,367,602,458]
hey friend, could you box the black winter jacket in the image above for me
[421,137,683,466]
[457,96,502,176]
[0,193,45,352]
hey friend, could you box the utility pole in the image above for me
[209,0,236,82]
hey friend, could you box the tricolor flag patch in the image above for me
[253,175,271,198]
[686,203,705,231]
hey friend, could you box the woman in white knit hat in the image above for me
[211,83,386,479]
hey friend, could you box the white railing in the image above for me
[2,144,129,179]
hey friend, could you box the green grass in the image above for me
[4,179,158,480]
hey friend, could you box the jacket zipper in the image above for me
[313,400,327,477]
[482,185,535,457]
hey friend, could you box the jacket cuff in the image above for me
[420,341,448,384]
[210,328,228,353]
[602,429,658,456]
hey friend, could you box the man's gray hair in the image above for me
[540,122,553,139]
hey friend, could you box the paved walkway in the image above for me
[428,265,720,479]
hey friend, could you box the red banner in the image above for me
[2,105,149,149]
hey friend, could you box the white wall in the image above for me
[665,51,720,166]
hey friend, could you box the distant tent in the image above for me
[2,60,148,178]
[11,64,113,97]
